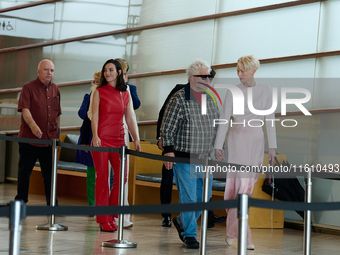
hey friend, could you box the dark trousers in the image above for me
[15,143,53,205]
[160,164,173,218]
[160,163,214,218]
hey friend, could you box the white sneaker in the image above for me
[123,221,133,229]
[225,236,254,250]
[114,218,133,228]
[225,236,234,245]
[247,244,255,250]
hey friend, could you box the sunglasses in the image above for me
[193,75,213,81]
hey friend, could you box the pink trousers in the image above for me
[225,126,263,245]
[224,172,258,245]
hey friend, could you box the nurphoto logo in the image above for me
[199,83,312,128]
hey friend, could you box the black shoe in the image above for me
[172,216,184,242]
[162,216,172,227]
[208,222,215,228]
[184,237,199,249]
[208,214,226,228]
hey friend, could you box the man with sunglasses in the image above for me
[160,59,220,249]
[156,68,226,229]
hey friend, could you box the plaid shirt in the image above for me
[160,83,220,158]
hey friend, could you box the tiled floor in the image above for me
[0,182,340,254]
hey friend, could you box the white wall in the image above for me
[1,0,340,226]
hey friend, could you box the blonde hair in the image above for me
[114,58,128,73]
[186,59,211,80]
[237,55,260,71]
[93,71,101,85]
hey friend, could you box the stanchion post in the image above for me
[237,194,248,255]
[304,168,312,255]
[36,138,68,231]
[117,145,126,242]
[9,200,26,255]
[50,138,58,225]
[102,146,137,248]
[200,157,210,255]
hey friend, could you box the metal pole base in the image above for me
[36,223,68,231]
[102,239,137,248]
[0,249,31,253]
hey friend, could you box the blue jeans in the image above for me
[173,163,212,239]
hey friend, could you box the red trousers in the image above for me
[91,138,126,224]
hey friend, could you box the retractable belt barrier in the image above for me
[1,198,340,218]
[1,133,339,255]
[1,133,340,216]
[1,133,339,179]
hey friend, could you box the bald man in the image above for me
[15,59,62,205]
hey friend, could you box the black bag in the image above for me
[262,157,305,219]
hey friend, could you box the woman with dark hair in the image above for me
[91,59,141,232]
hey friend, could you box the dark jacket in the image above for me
[75,94,94,166]
[127,83,141,110]
[156,84,186,139]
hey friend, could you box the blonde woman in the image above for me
[214,55,277,250]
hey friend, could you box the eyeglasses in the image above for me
[193,75,213,81]
[92,80,99,85]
